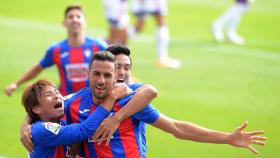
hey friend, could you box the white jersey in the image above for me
[103,0,129,28]
[132,0,168,16]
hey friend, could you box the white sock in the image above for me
[227,3,248,36]
[213,4,241,30]
[156,25,169,61]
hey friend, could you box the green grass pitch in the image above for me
[0,0,279,157]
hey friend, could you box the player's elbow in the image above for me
[143,84,158,99]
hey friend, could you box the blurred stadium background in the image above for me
[0,0,279,157]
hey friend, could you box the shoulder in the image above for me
[128,82,144,91]
[32,121,61,140]
[46,39,67,52]
[64,87,92,105]
[85,37,107,48]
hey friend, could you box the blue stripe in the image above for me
[110,130,126,158]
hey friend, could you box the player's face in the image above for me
[34,86,64,122]
[63,9,86,34]
[89,60,115,102]
[115,54,131,84]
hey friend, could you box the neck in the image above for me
[92,96,104,105]
[67,32,85,47]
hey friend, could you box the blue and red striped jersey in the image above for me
[30,106,110,158]
[39,37,107,96]
[64,83,160,158]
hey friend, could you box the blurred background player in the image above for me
[4,4,107,96]
[212,0,255,45]
[103,0,129,44]
[129,0,181,69]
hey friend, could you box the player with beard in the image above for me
[21,79,131,158]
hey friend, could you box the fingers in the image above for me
[21,135,33,153]
[250,136,267,141]
[97,131,110,145]
[92,127,104,141]
[252,140,266,146]
[247,146,258,154]
[239,121,248,131]
[247,130,264,136]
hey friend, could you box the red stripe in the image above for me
[52,47,67,96]
[83,142,90,158]
[69,48,86,92]
[118,118,141,158]
[114,103,141,158]
[94,143,113,158]
[70,97,81,123]
[54,146,65,158]
[92,44,100,53]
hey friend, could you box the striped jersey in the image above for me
[39,37,107,96]
[64,83,160,158]
[30,106,110,158]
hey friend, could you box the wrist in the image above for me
[111,115,122,124]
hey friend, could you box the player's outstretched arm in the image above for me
[151,115,266,154]
[92,84,158,144]
[5,64,43,96]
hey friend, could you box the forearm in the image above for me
[23,115,32,125]
[114,85,158,121]
[152,115,231,144]
[173,121,231,144]
[15,64,43,86]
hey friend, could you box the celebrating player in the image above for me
[5,4,107,96]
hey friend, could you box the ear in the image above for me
[32,105,42,115]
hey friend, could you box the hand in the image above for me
[91,116,121,145]
[228,121,266,154]
[110,83,132,100]
[4,83,17,96]
[20,123,33,153]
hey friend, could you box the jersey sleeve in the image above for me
[95,38,107,50]
[116,86,160,124]
[39,46,55,68]
[32,106,110,146]
[132,104,160,124]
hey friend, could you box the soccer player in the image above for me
[5,4,107,96]
[212,0,255,45]
[129,0,181,69]
[102,0,129,44]
[65,46,266,157]
[21,79,131,158]
[20,51,158,157]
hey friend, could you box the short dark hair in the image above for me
[89,51,116,69]
[64,4,84,18]
[22,80,56,123]
[106,44,132,67]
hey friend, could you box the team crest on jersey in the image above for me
[60,51,69,58]
[44,122,61,135]
[84,49,91,58]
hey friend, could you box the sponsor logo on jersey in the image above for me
[65,63,89,82]
[44,122,61,135]
[79,109,90,114]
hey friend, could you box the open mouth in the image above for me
[54,102,63,109]
[116,78,125,83]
